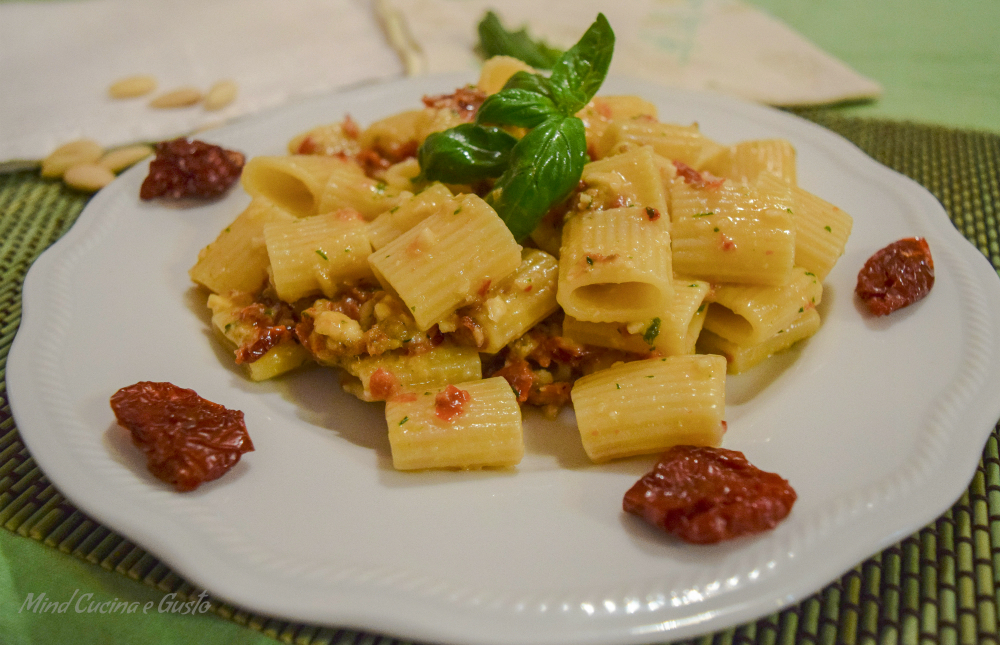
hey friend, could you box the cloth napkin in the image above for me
[0,0,881,165]
[0,0,404,162]
[378,0,882,106]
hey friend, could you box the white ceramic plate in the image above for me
[9,75,1000,645]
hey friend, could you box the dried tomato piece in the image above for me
[623,445,796,544]
[856,237,934,316]
[139,138,245,200]
[434,384,471,422]
[673,160,725,189]
[110,382,254,491]
[422,86,487,120]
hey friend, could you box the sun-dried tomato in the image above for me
[623,445,796,544]
[673,160,725,189]
[435,385,470,422]
[368,368,401,401]
[139,138,245,200]
[856,237,934,316]
[110,382,253,492]
[422,86,487,120]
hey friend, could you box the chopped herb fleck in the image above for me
[642,317,661,345]
[798,307,804,313]
[696,303,706,314]
[586,256,594,266]
[454,207,463,215]
[399,416,409,425]
[713,227,719,232]
[824,225,832,232]
[615,383,621,389]
[692,211,714,218]
[786,208,793,214]
[316,249,328,260]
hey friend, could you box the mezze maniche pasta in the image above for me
[189,56,853,471]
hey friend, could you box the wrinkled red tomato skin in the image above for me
[139,138,245,200]
[110,382,253,492]
[856,237,934,316]
[623,445,796,544]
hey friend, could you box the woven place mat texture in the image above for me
[1,115,999,645]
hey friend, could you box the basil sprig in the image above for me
[476,11,563,70]
[418,14,615,242]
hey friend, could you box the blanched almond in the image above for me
[63,164,116,192]
[203,80,238,111]
[149,87,203,109]
[99,144,154,173]
[108,75,157,99]
[41,139,104,178]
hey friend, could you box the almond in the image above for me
[108,75,158,99]
[99,144,154,173]
[64,164,116,192]
[41,139,104,178]
[149,87,203,109]
[203,80,238,111]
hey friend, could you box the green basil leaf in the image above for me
[476,11,563,70]
[476,88,558,128]
[548,13,615,115]
[500,71,555,99]
[418,123,518,185]
[486,115,587,241]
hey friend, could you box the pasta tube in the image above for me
[189,196,295,295]
[698,308,821,374]
[572,354,727,463]
[702,266,822,346]
[368,193,522,330]
[558,206,672,323]
[264,209,374,303]
[385,377,523,470]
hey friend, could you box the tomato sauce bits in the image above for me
[110,382,254,492]
[856,237,934,316]
[623,445,797,544]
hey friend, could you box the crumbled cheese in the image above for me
[485,296,508,322]
[314,311,363,345]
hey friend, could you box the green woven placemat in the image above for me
[1,115,999,645]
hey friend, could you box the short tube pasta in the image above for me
[189,196,295,295]
[558,206,673,323]
[368,193,522,331]
[572,354,727,463]
[670,172,795,285]
[561,278,710,356]
[698,308,821,374]
[367,183,455,250]
[461,248,560,354]
[340,343,482,402]
[385,377,523,470]
[264,209,374,303]
[702,266,822,346]
[241,155,348,217]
